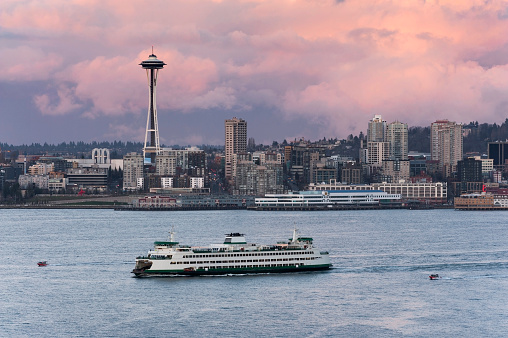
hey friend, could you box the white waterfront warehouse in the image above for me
[255,190,401,207]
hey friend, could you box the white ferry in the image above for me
[132,230,332,276]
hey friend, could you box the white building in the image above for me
[307,180,447,204]
[92,148,110,164]
[255,190,401,207]
[137,177,144,190]
[190,177,204,188]
[161,177,173,188]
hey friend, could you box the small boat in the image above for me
[37,261,48,267]
[429,274,440,280]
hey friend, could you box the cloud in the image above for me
[34,85,82,116]
[102,123,145,142]
[4,0,508,143]
[0,46,63,82]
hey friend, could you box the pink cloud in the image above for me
[34,85,82,116]
[0,46,63,82]
[4,0,508,141]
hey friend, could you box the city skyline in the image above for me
[3,1,508,146]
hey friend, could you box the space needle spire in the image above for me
[140,48,166,164]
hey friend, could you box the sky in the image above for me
[2,0,508,146]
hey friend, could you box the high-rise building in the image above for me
[431,120,463,177]
[367,142,390,166]
[488,142,508,168]
[123,152,144,190]
[140,51,166,164]
[225,117,247,180]
[457,157,483,192]
[386,121,408,160]
[367,115,386,142]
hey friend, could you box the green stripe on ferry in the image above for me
[144,264,331,274]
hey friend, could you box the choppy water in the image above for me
[1,209,507,337]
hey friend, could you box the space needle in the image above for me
[140,48,166,164]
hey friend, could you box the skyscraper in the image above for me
[140,50,166,164]
[225,117,247,180]
[367,115,386,142]
[431,120,463,177]
[386,121,408,160]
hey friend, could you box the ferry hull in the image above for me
[133,264,332,277]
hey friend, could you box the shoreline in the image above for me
[0,204,455,210]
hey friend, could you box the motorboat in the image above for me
[429,274,441,280]
[37,261,48,267]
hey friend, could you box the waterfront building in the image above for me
[373,182,447,204]
[386,121,408,160]
[123,152,144,190]
[454,193,508,210]
[133,196,177,208]
[225,117,247,180]
[307,179,447,204]
[431,120,463,177]
[255,190,401,207]
[457,157,483,194]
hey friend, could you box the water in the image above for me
[1,209,507,337]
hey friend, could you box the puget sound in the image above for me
[1,208,507,337]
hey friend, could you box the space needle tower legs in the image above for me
[140,49,166,164]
